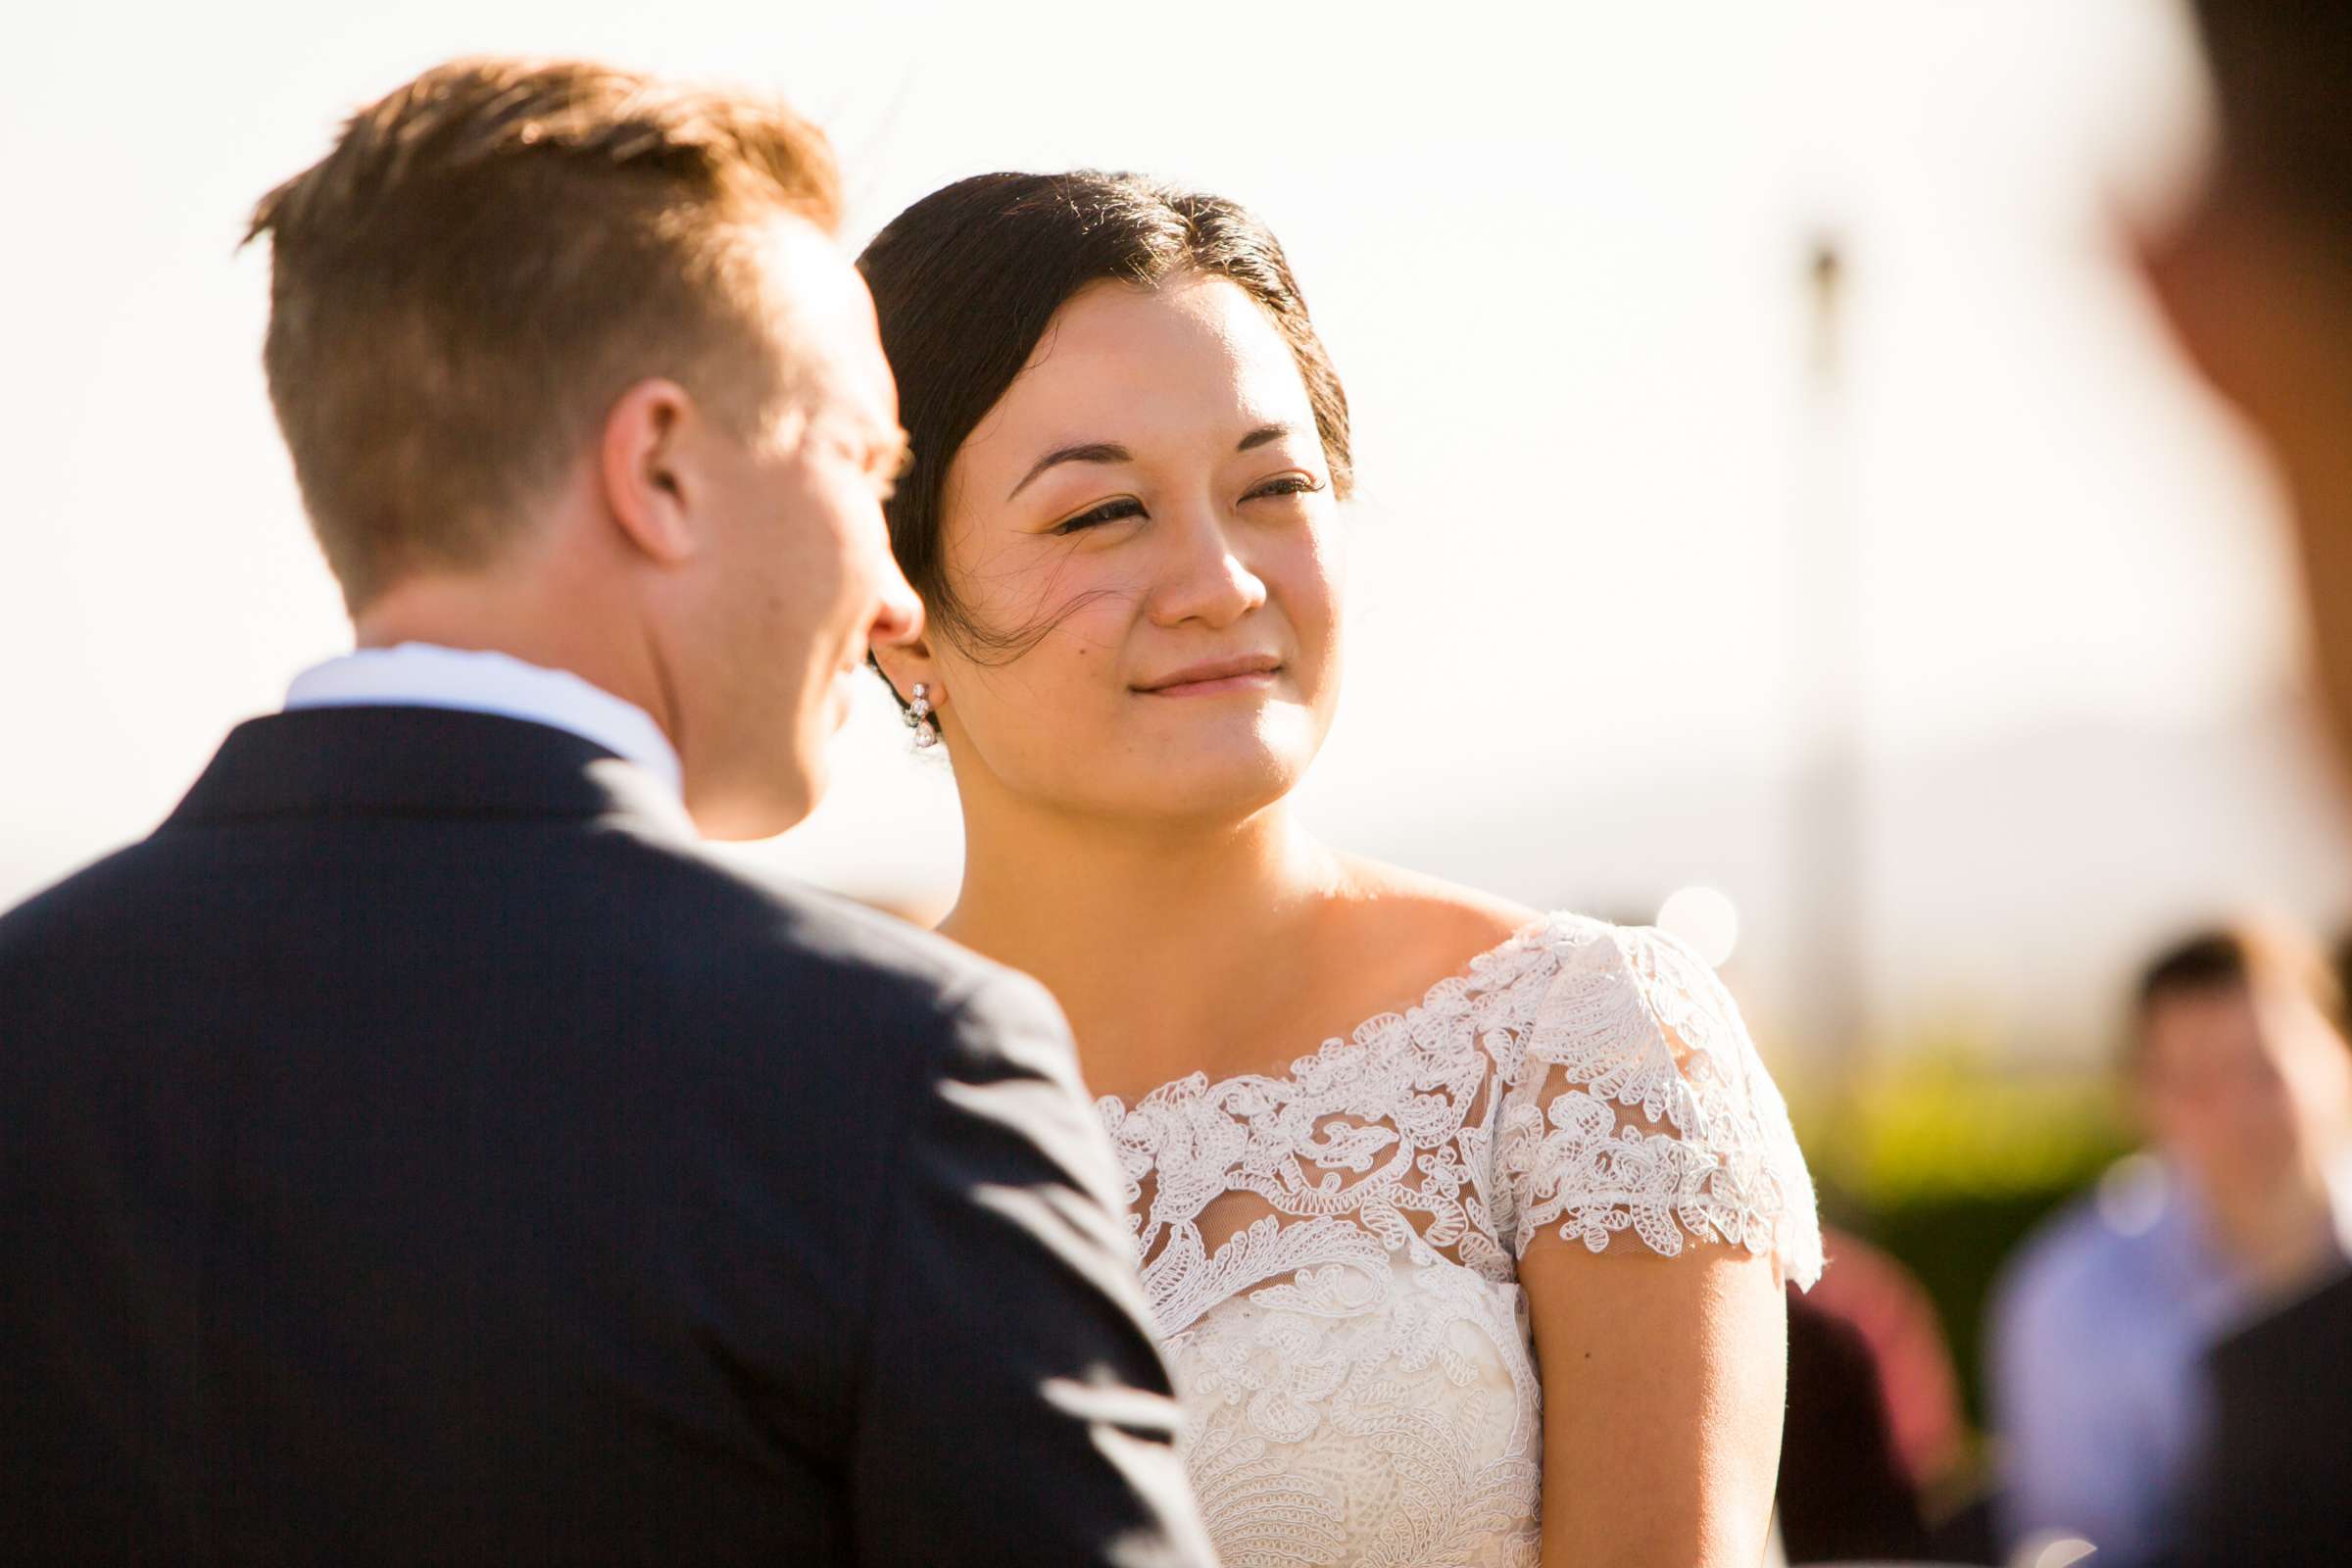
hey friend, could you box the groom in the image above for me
[0,59,1209,1566]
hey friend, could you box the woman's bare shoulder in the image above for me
[1323,853,1544,958]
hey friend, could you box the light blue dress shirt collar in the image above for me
[283,643,684,802]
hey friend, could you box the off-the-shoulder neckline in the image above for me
[1097,908,1616,1112]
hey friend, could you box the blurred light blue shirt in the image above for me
[1987,1155,2255,1567]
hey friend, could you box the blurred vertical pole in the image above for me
[1789,235,1869,1068]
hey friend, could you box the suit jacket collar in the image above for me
[283,643,684,800]
[164,706,697,838]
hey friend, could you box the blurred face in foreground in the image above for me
[656,219,921,837]
[2142,171,2352,776]
[2137,979,2352,1214]
[915,270,1344,827]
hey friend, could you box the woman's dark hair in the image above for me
[857,171,1353,668]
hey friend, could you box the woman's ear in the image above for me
[871,638,941,713]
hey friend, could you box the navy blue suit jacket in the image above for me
[0,707,1208,1566]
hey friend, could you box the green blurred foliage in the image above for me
[1801,1040,2132,1207]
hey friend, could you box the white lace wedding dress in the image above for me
[1097,911,1823,1567]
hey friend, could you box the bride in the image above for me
[858,172,1823,1567]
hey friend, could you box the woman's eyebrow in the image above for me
[1004,425,1298,501]
[1007,442,1132,501]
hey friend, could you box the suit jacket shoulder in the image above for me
[0,710,1209,1565]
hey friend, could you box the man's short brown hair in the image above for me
[246,58,842,609]
[2130,918,2348,1069]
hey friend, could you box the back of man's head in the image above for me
[246,58,841,612]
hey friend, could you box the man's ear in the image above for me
[600,378,701,566]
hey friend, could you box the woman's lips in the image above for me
[1142,669,1280,698]
[1133,657,1284,697]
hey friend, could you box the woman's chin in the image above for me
[1171,710,1324,805]
[1121,741,1313,823]
[983,704,1330,825]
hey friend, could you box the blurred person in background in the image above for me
[1776,1224,1970,1563]
[1777,1278,1932,1563]
[0,60,1212,1566]
[1984,923,2352,1565]
[2137,7,2352,1563]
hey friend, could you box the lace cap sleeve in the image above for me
[1493,918,1823,1289]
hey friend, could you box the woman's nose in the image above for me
[1148,508,1267,630]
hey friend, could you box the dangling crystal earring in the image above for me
[907,682,940,749]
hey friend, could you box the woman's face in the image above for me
[916,270,1343,826]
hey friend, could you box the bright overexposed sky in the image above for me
[6,0,2333,1057]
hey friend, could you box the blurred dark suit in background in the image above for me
[2178,1269,2352,1568]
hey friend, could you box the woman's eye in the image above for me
[1052,498,1146,534]
[1248,474,1324,502]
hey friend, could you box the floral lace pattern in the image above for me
[1097,912,1821,1566]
